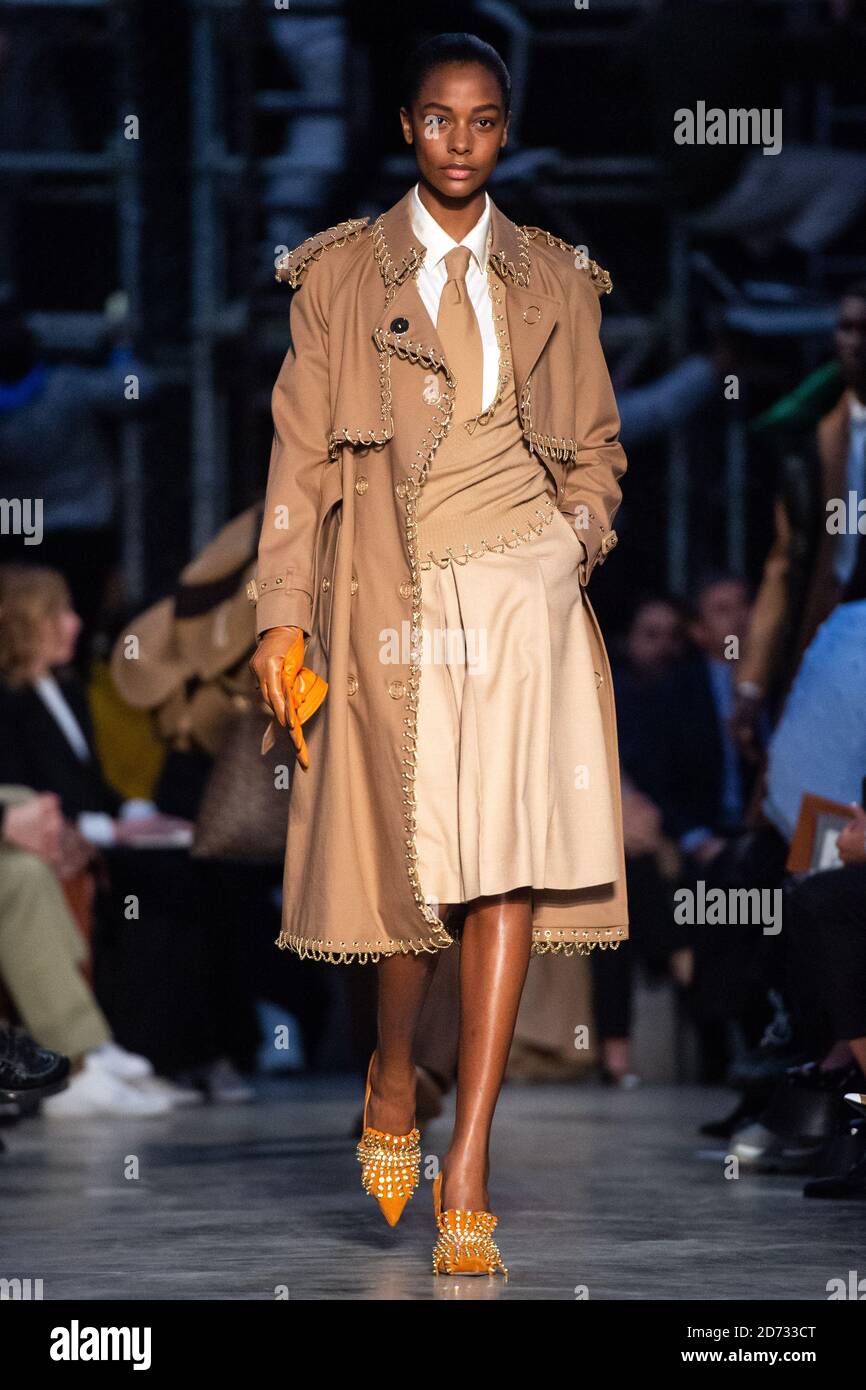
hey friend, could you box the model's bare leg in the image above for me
[441,887,533,1210]
[365,949,440,1135]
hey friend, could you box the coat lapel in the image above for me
[503,282,562,399]
[371,188,563,395]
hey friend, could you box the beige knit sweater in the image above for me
[416,368,556,568]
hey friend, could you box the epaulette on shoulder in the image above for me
[521,226,613,296]
[275,217,370,288]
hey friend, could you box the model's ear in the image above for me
[399,106,414,146]
[500,114,510,150]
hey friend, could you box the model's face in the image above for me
[836,295,866,392]
[399,62,509,200]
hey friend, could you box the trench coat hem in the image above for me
[274,924,627,965]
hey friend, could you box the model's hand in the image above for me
[249,625,306,764]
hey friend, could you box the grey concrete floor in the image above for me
[2,1078,861,1300]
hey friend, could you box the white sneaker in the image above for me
[132,1076,204,1108]
[42,1061,172,1118]
[87,1041,154,1081]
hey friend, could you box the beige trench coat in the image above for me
[249,189,629,962]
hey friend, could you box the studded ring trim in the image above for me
[418,501,557,571]
[275,218,370,289]
[521,227,613,296]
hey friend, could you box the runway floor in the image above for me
[3,1077,861,1301]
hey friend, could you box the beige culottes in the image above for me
[414,506,620,908]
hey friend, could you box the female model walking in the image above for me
[250,32,628,1277]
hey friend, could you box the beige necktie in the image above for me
[436,245,483,421]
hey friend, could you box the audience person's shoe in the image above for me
[844,1093,866,1119]
[0,1026,70,1103]
[730,1064,865,1173]
[42,1056,173,1118]
[197,1058,254,1104]
[730,1121,826,1173]
[86,1041,154,1081]
[132,1076,204,1108]
[699,1090,771,1139]
[803,1145,866,1199]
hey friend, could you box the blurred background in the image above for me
[2,0,866,1152]
[1,0,864,607]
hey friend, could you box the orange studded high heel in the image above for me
[356,1052,421,1228]
[431,1170,508,1278]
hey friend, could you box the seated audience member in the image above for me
[723,806,866,1195]
[650,575,789,1079]
[784,804,866,1091]
[613,593,688,803]
[583,600,686,1086]
[0,564,252,1102]
[0,564,175,845]
[0,786,191,1116]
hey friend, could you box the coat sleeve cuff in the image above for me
[249,581,314,639]
[560,509,618,586]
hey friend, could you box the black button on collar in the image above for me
[390,317,409,334]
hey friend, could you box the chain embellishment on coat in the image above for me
[275,927,624,961]
[275,218,370,288]
[521,227,613,296]
[371,314,458,951]
[519,379,578,464]
[488,223,532,289]
[371,214,425,288]
[418,501,557,571]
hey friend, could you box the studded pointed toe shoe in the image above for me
[356,1052,421,1228]
[431,1171,508,1277]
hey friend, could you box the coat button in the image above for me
[522,305,542,324]
[355,476,369,495]
[347,675,358,696]
[388,680,406,699]
[390,317,409,334]
[399,580,412,599]
[350,575,359,594]
[321,576,331,592]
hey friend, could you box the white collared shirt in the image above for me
[34,673,90,761]
[410,184,500,412]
